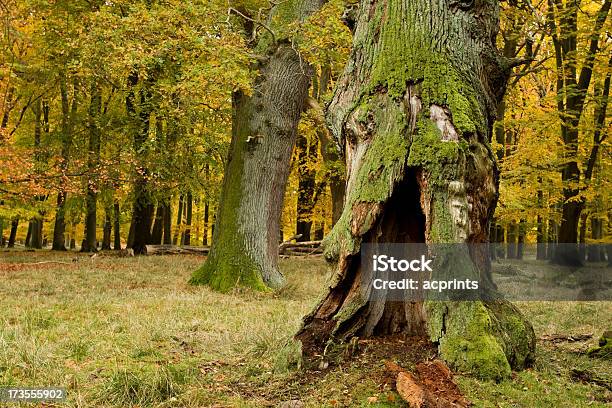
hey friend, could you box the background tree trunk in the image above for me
[190,0,323,291]
[202,201,209,245]
[7,218,18,248]
[150,204,164,245]
[296,133,317,242]
[52,76,76,250]
[102,205,112,250]
[296,0,534,381]
[81,82,102,253]
[182,192,193,245]
[173,194,183,245]
[162,201,172,245]
[127,71,155,254]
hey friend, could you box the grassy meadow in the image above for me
[0,251,610,407]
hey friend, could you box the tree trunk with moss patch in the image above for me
[295,0,535,381]
[190,0,323,292]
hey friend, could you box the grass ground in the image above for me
[0,250,610,407]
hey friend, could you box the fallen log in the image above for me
[279,240,322,255]
[386,360,471,408]
[282,250,323,257]
[282,246,323,253]
[145,241,322,257]
[539,333,593,343]
[145,245,210,255]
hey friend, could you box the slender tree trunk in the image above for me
[25,222,33,247]
[578,212,588,261]
[296,0,534,381]
[547,217,558,260]
[507,221,517,259]
[536,188,547,260]
[52,76,76,250]
[8,218,18,247]
[296,134,317,241]
[102,205,112,250]
[588,217,603,262]
[126,71,155,254]
[113,200,121,250]
[183,192,193,245]
[173,195,184,245]
[31,220,43,249]
[162,202,172,245]
[517,219,526,259]
[549,0,610,265]
[81,82,102,253]
[150,204,164,245]
[202,201,209,246]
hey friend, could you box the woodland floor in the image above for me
[0,250,610,407]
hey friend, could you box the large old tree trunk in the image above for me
[190,0,323,291]
[296,0,535,380]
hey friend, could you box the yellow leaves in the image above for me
[287,0,352,70]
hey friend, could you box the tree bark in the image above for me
[102,205,112,250]
[549,0,611,265]
[296,133,317,242]
[182,192,193,245]
[190,0,323,291]
[52,76,77,250]
[127,71,155,254]
[588,217,603,262]
[7,218,18,247]
[25,222,32,247]
[296,0,534,381]
[202,201,209,246]
[81,81,102,253]
[173,194,184,245]
[113,200,121,250]
[150,204,164,245]
[162,201,172,245]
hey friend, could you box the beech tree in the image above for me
[295,0,535,380]
[547,0,610,264]
[190,0,326,291]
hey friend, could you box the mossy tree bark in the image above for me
[296,0,535,380]
[190,0,324,292]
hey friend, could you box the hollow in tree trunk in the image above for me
[295,0,535,381]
